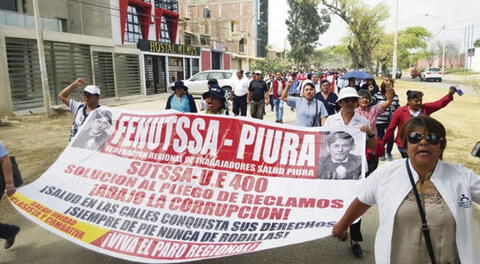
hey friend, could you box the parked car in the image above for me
[420,67,443,82]
[177,70,238,99]
[386,68,402,79]
[410,68,421,79]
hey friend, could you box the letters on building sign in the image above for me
[138,39,200,56]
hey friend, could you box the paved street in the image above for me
[1,80,480,264]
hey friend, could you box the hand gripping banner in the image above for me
[9,109,366,263]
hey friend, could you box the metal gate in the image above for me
[5,38,43,110]
[45,41,92,105]
[92,51,115,98]
[115,54,141,97]
[145,55,167,95]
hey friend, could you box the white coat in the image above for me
[358,158,480,263]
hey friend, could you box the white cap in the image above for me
[254,70,262,74]
[336,87,359,103]
[84,85,101,95]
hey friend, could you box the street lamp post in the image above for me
[425,14,446,72]
[392,0,399,79]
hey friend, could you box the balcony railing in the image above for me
[0,9,62,32]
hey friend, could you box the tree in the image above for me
[474,39,480,48]
[397,26,431,68]
[320,0,388,73]
[254,56,293,74]
[372,26,431,74]
[433,40,461,69]
[312,45,351,69]
[286,0,330,68]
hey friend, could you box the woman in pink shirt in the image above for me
[354,80,394,175]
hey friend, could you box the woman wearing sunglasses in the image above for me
[324,87,376,257]
[332,115,480,263]
[381,87,456,158]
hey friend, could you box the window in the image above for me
[192,72,208,81]
[154,0,178,12]
[231,21,235,32]
[160,16,171,43]
[125,6,142,43]
[239,39,245,53]
[201,37,210,46]
[184,35,192,46]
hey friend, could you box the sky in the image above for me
[268,0,480,51]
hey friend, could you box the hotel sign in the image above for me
[137,39,200,56]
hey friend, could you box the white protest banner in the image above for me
[10,109,366,263]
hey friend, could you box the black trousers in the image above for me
[0,222,18,239]
[232,95,247,116]
[350,157,379,241]
[376,123,394,155]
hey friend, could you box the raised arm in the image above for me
[58,78,86,106]
[281,79,293,103]
[380,85,394,110]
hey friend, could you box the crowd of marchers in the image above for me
[1,68,479,264]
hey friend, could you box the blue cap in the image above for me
[207,78,218,85]
[202,85,225,100]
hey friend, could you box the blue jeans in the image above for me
[272,98,284,121]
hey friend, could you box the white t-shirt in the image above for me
[324,111,370,128]
[68,100,101,141]
[233,76,250,97]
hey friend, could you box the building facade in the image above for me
[177,0,266,71]
[0,0,265,115]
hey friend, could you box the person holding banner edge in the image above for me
[58,78,102,141]
[0,140,20,250]
[323,87,376,257]
[332,115,480,263]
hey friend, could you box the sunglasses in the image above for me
[342,98,359,103]
[407,132,443,145]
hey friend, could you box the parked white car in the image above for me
[420,67,443,82]
[178,70,239,99]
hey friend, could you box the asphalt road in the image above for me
[399,74,479,96]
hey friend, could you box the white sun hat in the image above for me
[336,87,359,103]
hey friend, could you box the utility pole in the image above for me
[391,0,399,79]
[464,25,467,72]
[441,25,446,73]
[33,0,52,117]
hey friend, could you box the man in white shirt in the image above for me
[232,70,250,116]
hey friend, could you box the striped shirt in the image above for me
[373,92,400,125]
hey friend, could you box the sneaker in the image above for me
[387,154,393,161]
[4,225,20,249]
[379,155,386,161]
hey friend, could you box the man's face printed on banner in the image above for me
[90,115,111,137]
[328,138,354,162]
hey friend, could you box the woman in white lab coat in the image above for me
[332,115,480,263]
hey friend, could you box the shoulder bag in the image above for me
[405,159,437,264]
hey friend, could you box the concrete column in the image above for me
[139,53,147,96]
[0,36,13,116]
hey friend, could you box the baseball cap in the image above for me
[207,78,218,85]
[84,85,101,95]
[202,85,225,101]
[254,70,262,75]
